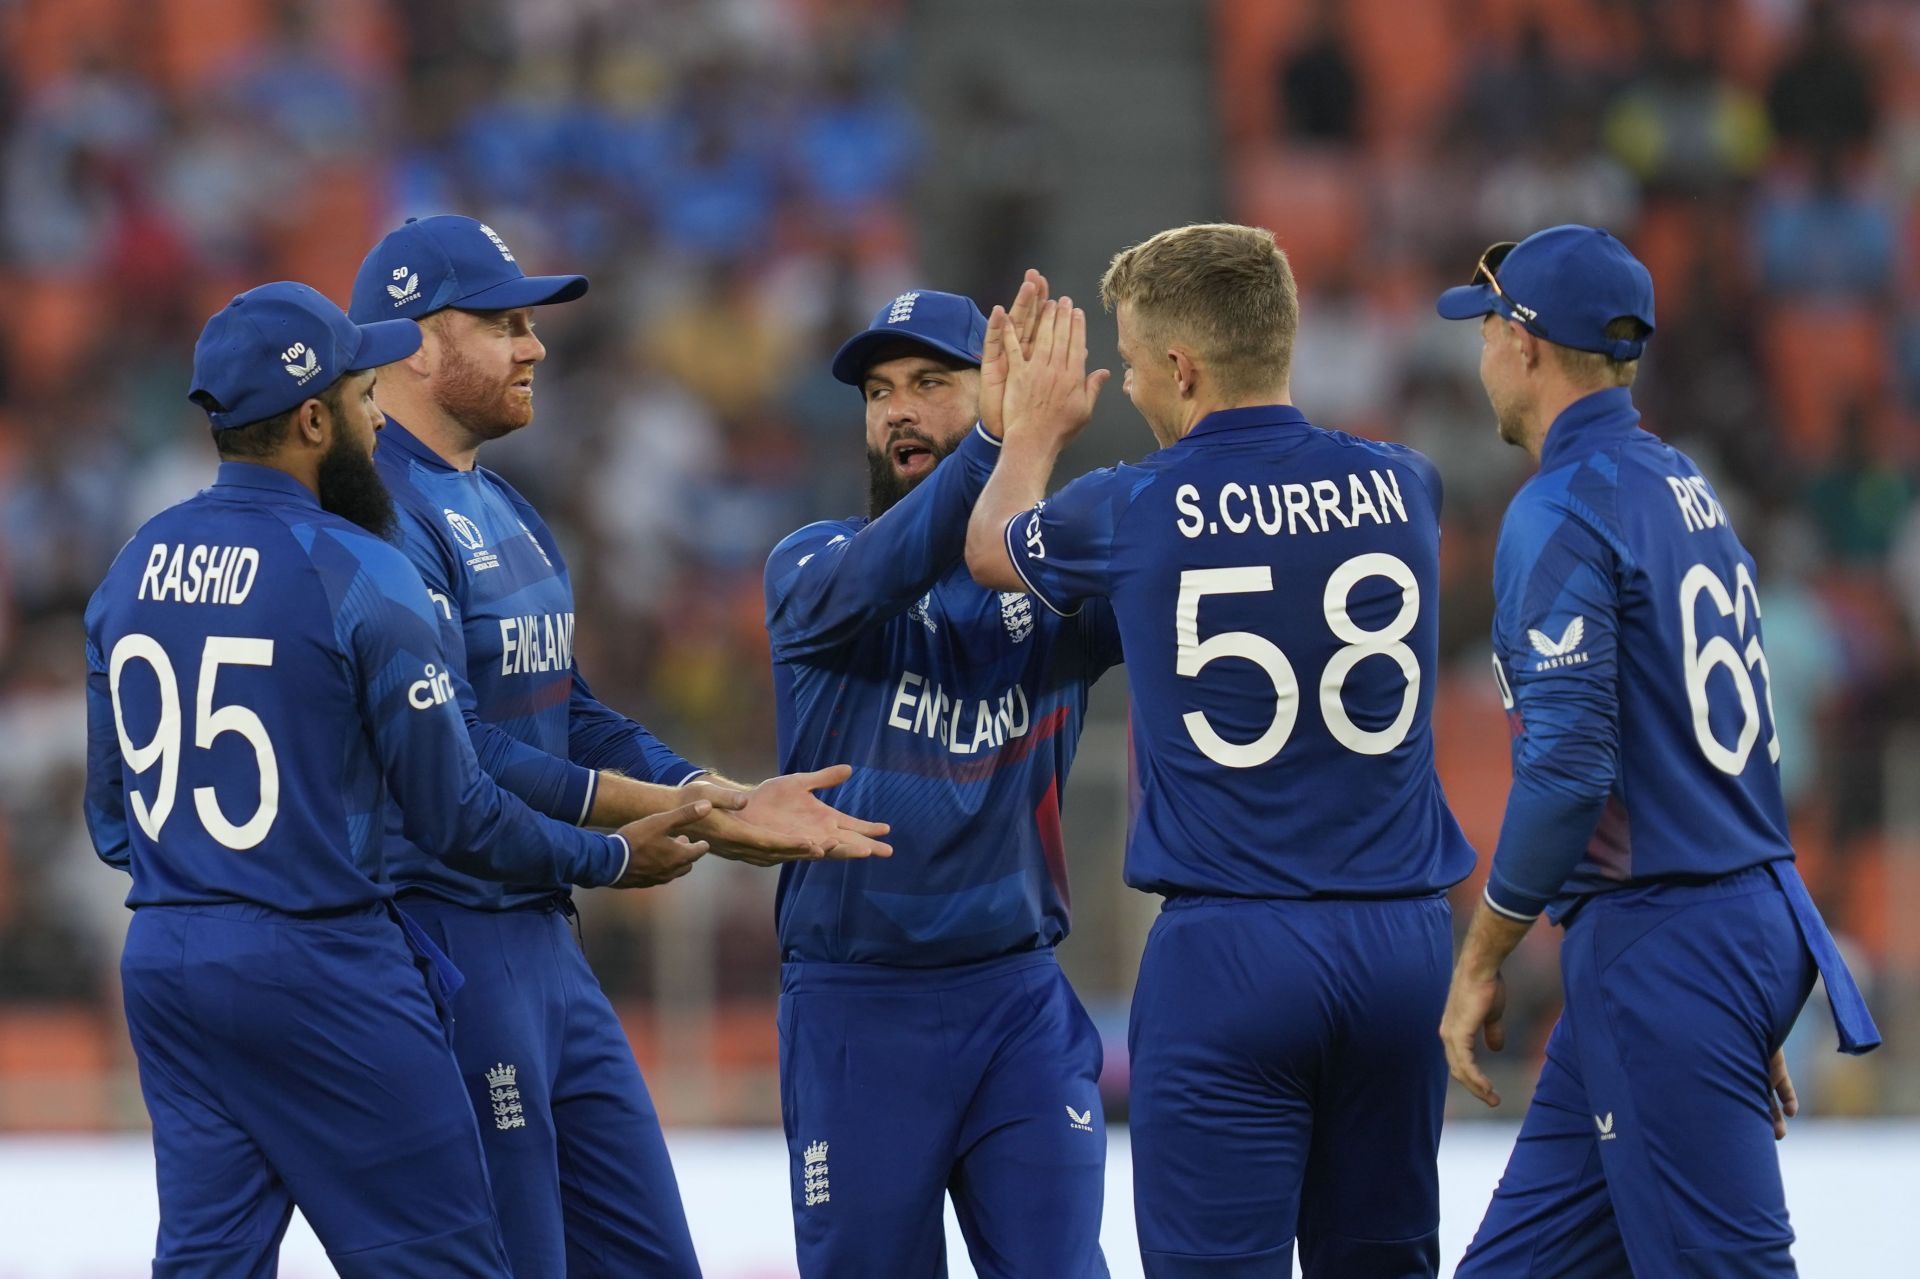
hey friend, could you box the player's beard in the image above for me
[866,433,957,519]
[317,430,397,539]
[437,340,534,442]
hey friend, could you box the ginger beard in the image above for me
[432,321,537,442]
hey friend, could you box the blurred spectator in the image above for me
[1804,405,1913,565]
[1767,0,1878,162]
[1277,0,1360,145]
[1754,151,1899,302]
[1472,107,1640,243]
[1602,10,1769,191]
[1454,20,1601,157]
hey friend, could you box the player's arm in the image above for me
[335,535,709,889]
[571,692,890,864]
[1441,512,1623,1106]
[765,428,1003,659]
[81,627,131,872]
[966,298,1110,593]
[396,504,604,825]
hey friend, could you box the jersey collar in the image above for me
[1538,387,1642,470]
[378,415,464,473]
[1181,403,1311,444]
[212,461,320,507]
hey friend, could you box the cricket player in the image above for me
[348,214,890,1278]
[83,282,714,1277]
[1434,224,1881,1276]
[966,224,1477,1278]
[764,276,1121,1277]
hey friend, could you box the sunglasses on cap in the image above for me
[1473,242,1544,332]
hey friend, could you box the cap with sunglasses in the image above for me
[1435,224,1655,361]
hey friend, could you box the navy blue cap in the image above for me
[190,282,422,431]
[348,214,588,324]
[1435,225,1655,361]
[830,289,987,385]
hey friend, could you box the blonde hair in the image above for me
[1551,317,1648,389]
[1099,223,1298,398]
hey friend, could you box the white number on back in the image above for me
[1176,554,1421,768]
[109,633,281,850]
[1679,562,1779,775]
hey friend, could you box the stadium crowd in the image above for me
[0,0,1914,1126]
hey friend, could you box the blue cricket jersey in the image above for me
[82,463,627,912]
[1003,405,1476,900]
[1487,388,1797,921]
[765,424,1123,966]
[374,419,704,910]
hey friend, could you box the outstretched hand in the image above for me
[706,766,893,866]
[997,296,1110,450]
[979,269,1050,440]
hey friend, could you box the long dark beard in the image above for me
[318,431,397,538]
[865,436,957,519]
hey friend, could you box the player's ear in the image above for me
[1169,346,1200,398]
[402,317,439,376]
[1510,321,1539,368]
[294,396,328,448]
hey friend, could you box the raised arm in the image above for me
[764,426,1003,661]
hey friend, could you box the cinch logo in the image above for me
[478,223,516,263]
[408,663,455,709]
[387,265,420,306]
[1023,504,1048,560]
[282,342,320,385]
[444,508,486,551]
[887,291,920,324]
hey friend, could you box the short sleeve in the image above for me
[1003,466,1132,615]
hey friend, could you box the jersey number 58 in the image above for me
[1176,554,1420,768]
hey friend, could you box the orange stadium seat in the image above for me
[1432,671,1511,870]
[152,0,271,96]
[11,274,110,398]
[1,0,132,94]
[0,1006,114,1130]
[1760,303,1896,465]
[1231,148,1366,293]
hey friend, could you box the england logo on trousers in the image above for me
[802,1140,830,1206]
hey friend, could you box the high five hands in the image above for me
[991,287,1110,451]
[980,268,1052,439]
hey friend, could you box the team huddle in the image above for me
[83,216,1879,1278]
